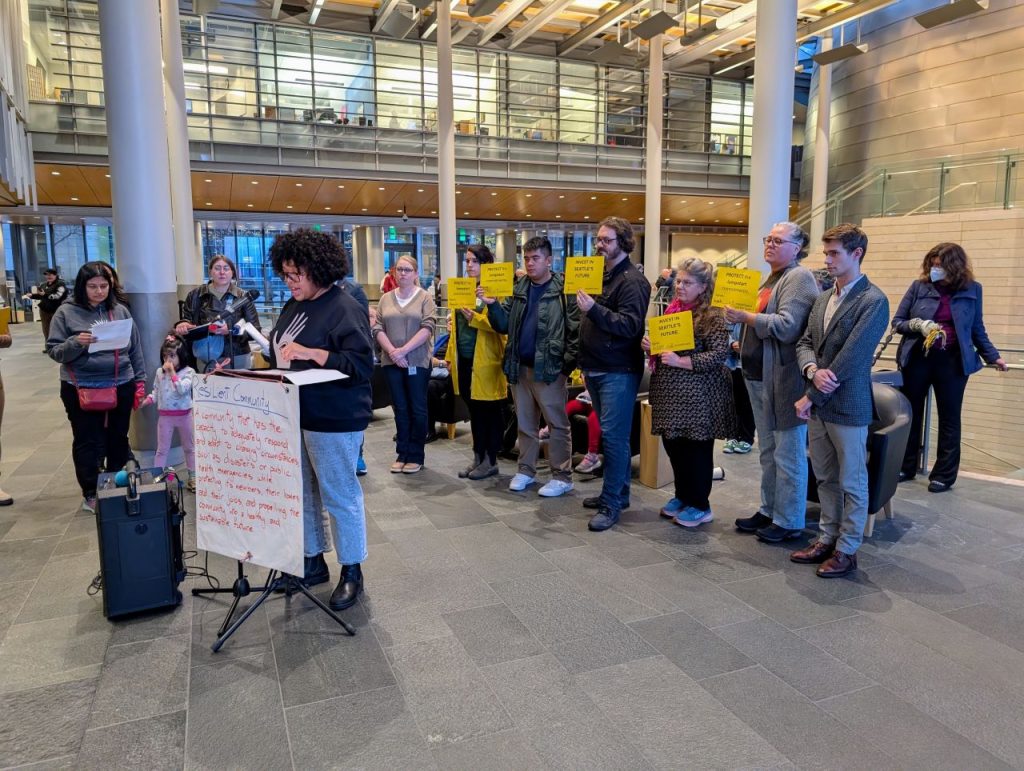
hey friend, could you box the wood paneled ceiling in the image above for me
[28,163,769,226]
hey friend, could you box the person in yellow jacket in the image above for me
[446,244,508,480]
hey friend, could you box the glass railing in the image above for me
[27,101,755,190]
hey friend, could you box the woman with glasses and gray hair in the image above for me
[372,255,437,474]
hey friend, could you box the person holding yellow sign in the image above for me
[445,244,508,481]
[643,258,734,528]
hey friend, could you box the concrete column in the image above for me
[194,220,204,271]
[745,0,798,274]
[436,0,458,285]
[642,9,665,286]
[98,0,179,452]
[809,33,832,247]
[159,0,201,297]
[495,230,517,263]
[365,226,385,287]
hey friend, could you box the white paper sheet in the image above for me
[87,318,133,353]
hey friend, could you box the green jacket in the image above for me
[487,273,580,385]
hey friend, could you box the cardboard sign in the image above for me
[711,266,762,312]
[564,256,604,296]
[447,277,477,309]
[193,373,304,576]
[480,263,514,298]
[648,310,695,354]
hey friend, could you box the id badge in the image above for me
[408,366,417,375]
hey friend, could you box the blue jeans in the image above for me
[745,379,808,530]
[585,371,641,512]
[383,365,429,465]
[301,430,367,566]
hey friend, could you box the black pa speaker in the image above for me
[95,470,185,619]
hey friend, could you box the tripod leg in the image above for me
[216,593,244,638]
[290,582,357,636]
[211,570,280,653]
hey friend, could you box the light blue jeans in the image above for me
[746,378,808,530]
[808,417,869,555]
[301,429,368,566]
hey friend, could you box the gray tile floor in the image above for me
[2,322,1024,769]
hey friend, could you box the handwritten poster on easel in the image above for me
[193,373,304,576]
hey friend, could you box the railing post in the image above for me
[937,162,947,213]
[1003,155,1015,210]
[879,171,887,217]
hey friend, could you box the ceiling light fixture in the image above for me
[251,180,258,185]
[51,170,60,176]
[247,203,254,207]
[104,173,110,178]
[337,185,345,189]
[295,183,303,187]
[378,186,385,191]
[205,202,212,206]
[286,205,293,209]
[70,197,79,201]
[325,206,331,210]
[205,178,212,183]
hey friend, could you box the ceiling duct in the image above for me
[589,40,636,66]
[380,10,419,38]
[631,10,676,39]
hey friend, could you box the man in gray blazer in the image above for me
[726,222,819,543]
[793,223,889,578]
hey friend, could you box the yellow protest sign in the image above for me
[564,256,604,295]
[711,266,762,312]
[648,311,695,354]
[447,277,477,309]
[480,263,514,298]
[0,307,9,336]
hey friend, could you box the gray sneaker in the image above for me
[588,507,620,532]
[467,458,498,480]
[574,453,602,474]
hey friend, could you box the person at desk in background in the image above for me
[267,228,374,611]
[175,255,260,371]
[24,268,68,351]
[46,261,147,515]
[892,242,1008,493]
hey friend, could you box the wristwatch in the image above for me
[805,365,818,381]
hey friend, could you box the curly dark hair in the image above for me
[598,216,636,254]
[466,243,495,264]
[822,223,868,262]
[71,261,129,310]
[920,242,974,292]
[268,228,349,288]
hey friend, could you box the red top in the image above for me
[933,284,957,349]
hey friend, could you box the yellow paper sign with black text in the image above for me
[480,263,514,298]
[648,311,695,354]
[447,277,477,309]
[563,257,604,296]
[711,266,761,312]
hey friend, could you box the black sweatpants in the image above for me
[662,436,715,511]
[900,345,969,485]
[458,357,505,464]
[59,380,136,497]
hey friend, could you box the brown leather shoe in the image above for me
[816,550,858,578]
[790,540,834,564]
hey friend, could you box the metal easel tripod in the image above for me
[192,560,356,652]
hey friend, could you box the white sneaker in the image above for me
[508,473,535,492]
[538,479,574,497]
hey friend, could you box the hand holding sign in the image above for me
[648,311,695,354]
[564,257,603,295]
[711,267,761,312]
[480,263,514,298]
[447,277,477,309]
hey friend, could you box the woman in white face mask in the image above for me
[891,242,1008,493]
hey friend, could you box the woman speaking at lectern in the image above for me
[267,229,374,611]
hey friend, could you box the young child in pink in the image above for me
[142,337,197,491]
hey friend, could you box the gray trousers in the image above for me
[746,378,808,530]
[808,416,869,555]
[513,368,572,483]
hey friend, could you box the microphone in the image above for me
[234,320,270,355]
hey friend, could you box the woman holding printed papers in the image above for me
[47,262,146,514]
[643,258,734,528]
[447,243,508,481]
[267,229,374,612]
[372,254,436,474]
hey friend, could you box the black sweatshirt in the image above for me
[268,285,373,432]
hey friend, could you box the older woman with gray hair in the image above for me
[725,221,819,544]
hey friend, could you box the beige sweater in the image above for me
[372,288,436,368]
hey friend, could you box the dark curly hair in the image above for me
[268,228,349,288]
[71,261,129,310]
[598,216,636,254]
[919,242,974,292]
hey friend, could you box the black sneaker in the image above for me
[735,512,772,533]
[588,507,620,532]
[755,523,804,543]
[583,496,629,511]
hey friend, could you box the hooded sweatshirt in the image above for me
[46,301,146,387]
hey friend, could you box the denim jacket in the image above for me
[892,279,1000,376]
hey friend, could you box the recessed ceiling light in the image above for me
[464,211,469,215]
[621,197,628,201]
[51,171,60,176]
[378,187,385,191]
[431,210,437,214]
[689,218,696,222]
[70,196,79,201]
[456,191,462,195]
[286,205,293,209]
[738,219,744,223]
[664,217,670,221]
[491,192,497,196]
[555,215,562,219]
[707,201,714,204]
[679,199,687,203]
[325,206,331,210]
[417,188,424,192]
[590,196,597,200]
[295,183,303,187]
[204,178,212,183]
[337,185,345,189]
[361,207,368,211]
[735,202,742,206]
[714,219,720,223]
[247,203,254,207]
[559,195,565,199]
[526,193,533,198]
[526,214,532,217]
[104,173,110,178]
[205,202,212,206]
[584,216,590,220]
[496,212,501,216]
[397,209,403,213]
[251,180,258,185]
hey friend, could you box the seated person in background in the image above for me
[426,333,451,443]
[565,380,603,474]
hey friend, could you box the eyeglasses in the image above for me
[394,266,416,274]
[281,271,306,283]
[762,236,800,247]
[595,236,617,245]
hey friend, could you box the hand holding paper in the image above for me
[87,318,134,353]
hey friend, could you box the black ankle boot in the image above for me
[329,563,363,611]
[277,553,330,592]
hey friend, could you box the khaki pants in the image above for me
[513,367,572,482]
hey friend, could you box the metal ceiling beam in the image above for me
[711,0,900,74]
[506,0,576,50]
[270,0,283,19]
[372,0,401,31]
[450,21,476,44]
[663,16,755,63]
[477,0,538,45]
[556,0,650,56]
[420,0,459,39]
[308,0,326,24]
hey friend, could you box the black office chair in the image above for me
[807,382,912,537]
